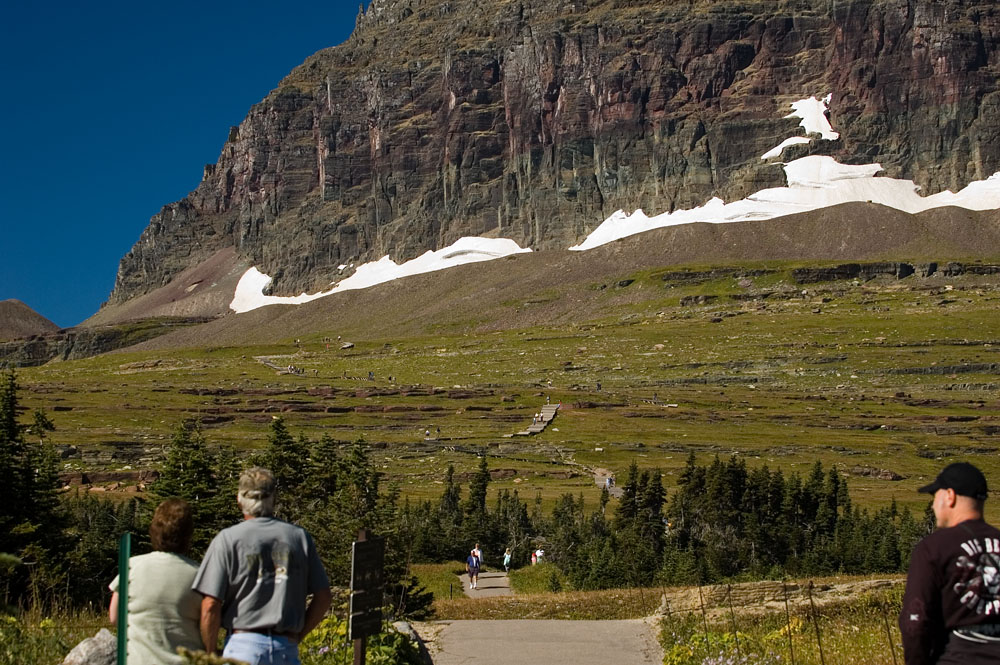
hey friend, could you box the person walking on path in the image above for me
[503,548,512,574]
[194,467,332,664]
[899,462,1000,665]
[467,550,482,590]
[472,542,484,570]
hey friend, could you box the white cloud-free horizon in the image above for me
[232,95,1000,313]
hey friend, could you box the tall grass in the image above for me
[508,561,570,594]
[0,606,109,665]
[410,562,467,601]
[659,586,905,665]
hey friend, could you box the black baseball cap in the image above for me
[918,462,989,500]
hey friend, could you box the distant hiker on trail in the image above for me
[466,550,481,590]
[503,548,512,573]
[472,543,483,570]
[899,462,1000,665]
[531,551,537,566]
[193,467,332,664]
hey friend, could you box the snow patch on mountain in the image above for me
[569,95,1000,251]
[232,95,1000,313]
[231,237,531,314]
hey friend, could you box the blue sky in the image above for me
[1,1,363,327]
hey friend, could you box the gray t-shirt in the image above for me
[192,517,330,634]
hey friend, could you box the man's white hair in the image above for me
[238,467,276,517]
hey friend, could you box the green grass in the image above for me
[659,585,905,665]
[431,586,662,620]
[410,562,468,602]
[12,266,1000,520]
[507,562,570,594]
[0,607,109,665]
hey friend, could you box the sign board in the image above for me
[349,535,385,640]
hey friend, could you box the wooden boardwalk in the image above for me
[513,403,559,436]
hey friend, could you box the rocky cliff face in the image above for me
[109,0,1000,305]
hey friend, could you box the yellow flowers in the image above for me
[766,615,804,641]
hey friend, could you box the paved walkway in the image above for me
[415,619,663,665]
[461,570,512,598]
[592,467,624,498]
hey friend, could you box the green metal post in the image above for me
[116,532,131,665]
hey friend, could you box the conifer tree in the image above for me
[615,461,640,528]
[264,417,310,504]
[465,455,490,517]
[307,434,341,499]
[0,371,66,604]
[439,465,462,518]
[639,469,666,556]
[494,489,532,564]
[0,371,29,553]
[148,423,231,554]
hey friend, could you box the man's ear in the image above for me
[944,488,958,508]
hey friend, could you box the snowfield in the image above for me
[231,237,531,314]
[232,95,1000,313]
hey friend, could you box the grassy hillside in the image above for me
[17,256,999,522]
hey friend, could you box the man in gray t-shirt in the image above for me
[193,467,332,664]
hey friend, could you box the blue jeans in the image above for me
[223,632,300,665]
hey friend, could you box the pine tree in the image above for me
[0,371,67,605]
[897,506,923,571]
[147,423,230,554]
[307,434,341,499]
[615,461,640,528]
[465,455,490,517]
[639,469,666,556]
[264,418,309,500]
[0,371,29,553]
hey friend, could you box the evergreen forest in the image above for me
[0,368,931,618]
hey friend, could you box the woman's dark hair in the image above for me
[149,498,194,554]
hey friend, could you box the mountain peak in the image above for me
[106,0,1000,319]
[0,300,60,342]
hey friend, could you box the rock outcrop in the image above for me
[107,0,1000,307]
[0,318,210,368]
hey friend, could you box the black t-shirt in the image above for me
[899,518,1000,665]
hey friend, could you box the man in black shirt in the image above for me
[900,462,1000,665]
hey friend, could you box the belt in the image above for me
[233,628,299,641]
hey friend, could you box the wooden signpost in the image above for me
[350,529,385,665]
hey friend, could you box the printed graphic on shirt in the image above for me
[246,544,291,587]
[953,537,1000,616]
